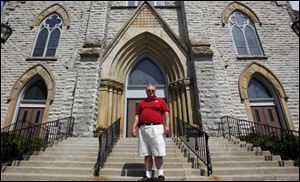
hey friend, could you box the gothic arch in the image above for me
[238,61,294,130]
[109,32,185,83]
[239,61,287,101]
[31,3,70,28]
[4,64,56,127]
[221,1,261,26]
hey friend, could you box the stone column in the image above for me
[169,83,177,136]
[175,81,183,120]
[111,81,118,123]
[183,78,193,125]
[107,82,113,126]
[97,79,110,128]
[180,80,188,124]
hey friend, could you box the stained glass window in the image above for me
[230,12,263,55]
[128,58,165,85]
[33,13,63,57]
[23,80,47,100]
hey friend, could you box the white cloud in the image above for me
[290,1,299,11]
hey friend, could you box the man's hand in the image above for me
[131,128,137,137]
[164,125,170,135]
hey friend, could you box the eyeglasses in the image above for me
[146,90,155,92]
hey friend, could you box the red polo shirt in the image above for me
[135,97,170,124]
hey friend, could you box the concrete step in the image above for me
[109,152,179,158]
[99,168,202,177]
[3,166,94,176]
[212,167,299,175]
[19,160,95,168]
[105,156,189,163]
[103,162,192,169]
[0,173,96,181]
[210,155,281,162]
[38,151,98,157]
[186,174,299,181]
[29,155,96,162]
[211,160,292,168]
[210,151,258,157]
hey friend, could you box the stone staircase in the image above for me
[1,136,299,181]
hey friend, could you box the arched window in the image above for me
[22,79,47,102]
[32,13,63,57]
[247,77,285,129]
[128,58,165,85]
[230,11,263,55]
[248,78,272,100]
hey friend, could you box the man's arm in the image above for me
[164,112,170,134]
[131,115,139,137]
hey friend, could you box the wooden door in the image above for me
[15,107,44,130]
[251,106,281,134]
[126,99,141,137]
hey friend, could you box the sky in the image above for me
[290,1,299,11]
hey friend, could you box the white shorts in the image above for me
[138,124,166,157]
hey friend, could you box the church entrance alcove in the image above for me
[13,78,47,130]
[125,57,167,137]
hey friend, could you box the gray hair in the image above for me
[145,84,156,90]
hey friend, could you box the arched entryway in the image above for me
[3,64,55,128]
[13,77,48,130]
[125,57,167,137]
[239,62,295,130]
[248,77,285,129]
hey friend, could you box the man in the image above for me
[131,84,170,181]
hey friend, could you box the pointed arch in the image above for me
[106,32,185,83]
[221,1,261,26]
[238,61,294,130]
[4,64,56,127]
[31,3,70,28]
[239,61,287,101]
[8,64,55,102]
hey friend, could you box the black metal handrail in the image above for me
[219,116,299,162]
[1,116,75,166]
[176,118,212,176]
[93,118,120,176]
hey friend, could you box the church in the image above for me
[1,1,299,137]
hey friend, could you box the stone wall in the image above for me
[1,1,298,136]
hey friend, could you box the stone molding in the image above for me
[79,48,101,58]
[238,61,288,101]
[191,39,213,58]
[8,64,56,103]
[221,1,261,26]
[31,3,70,28]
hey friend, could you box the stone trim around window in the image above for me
[236,55,269,60]
[26,57,58,61]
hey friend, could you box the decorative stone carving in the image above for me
[79,47,101,58]
[191,39,213,58]
[83,39,102,48]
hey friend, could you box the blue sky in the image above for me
[290,1,299,11]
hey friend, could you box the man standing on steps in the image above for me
[131,84,170,181]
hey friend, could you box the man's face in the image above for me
[146,86,156,98]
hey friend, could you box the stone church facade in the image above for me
[1,1,299,137]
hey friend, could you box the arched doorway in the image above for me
[125,57,167,137]
[13,77,47,130]
[248,77,285,129]
[239,62,294,130]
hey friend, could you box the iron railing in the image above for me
[219,116,299,162]
[176,118,212,176]
[1,117,75,166]
[94,118,120,176]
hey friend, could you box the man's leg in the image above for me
[145,155,153,178]
[154,156,164,176]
